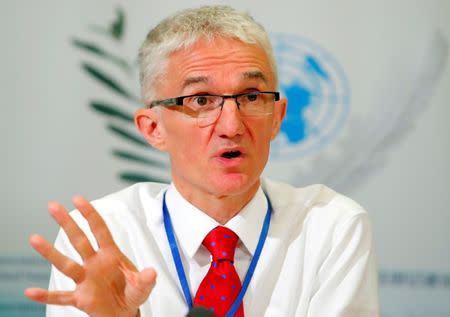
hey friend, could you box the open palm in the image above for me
[25,196,156,317]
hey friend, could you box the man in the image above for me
[25,5,379,317]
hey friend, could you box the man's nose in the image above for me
[214,99,245,138]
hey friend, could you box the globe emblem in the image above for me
[270,33,350,159]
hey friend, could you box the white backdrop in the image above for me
[2,1,449,316]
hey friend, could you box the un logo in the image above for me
[270,33,350,159]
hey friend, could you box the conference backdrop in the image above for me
[2,1,449,316]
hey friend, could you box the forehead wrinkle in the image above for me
[182,76,209,90]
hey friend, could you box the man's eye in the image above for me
[246,93,259,102]
[193,96,209,106]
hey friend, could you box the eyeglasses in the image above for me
[148,91,280,127]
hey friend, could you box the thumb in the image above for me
[125,268,157,306]
[138,268,157,289]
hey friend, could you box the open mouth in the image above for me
[221,151,242,159]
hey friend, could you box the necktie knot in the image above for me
[203,226,238,262]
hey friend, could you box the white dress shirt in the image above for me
[47,178,379,317]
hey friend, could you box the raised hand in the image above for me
[25,196,157,317]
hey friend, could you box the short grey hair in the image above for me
[138,5,277,103]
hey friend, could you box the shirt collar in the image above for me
[165,184,267,258]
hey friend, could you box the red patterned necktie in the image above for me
[193,226,244,317]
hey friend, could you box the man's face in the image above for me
[141,37,286,199]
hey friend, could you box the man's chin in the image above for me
[209,173,259,197]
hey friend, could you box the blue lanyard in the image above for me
[162,190,273,317]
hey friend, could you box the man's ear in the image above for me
[271,97,287,140]
[135,108,167,151]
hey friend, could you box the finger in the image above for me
[138,268,158,290]
[48,201,96,260]
[30,234,85,283]
[24,288,75,306]
[72,196,115,248]
[124,268,157,305]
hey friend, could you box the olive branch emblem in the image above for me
[72,7,170,184]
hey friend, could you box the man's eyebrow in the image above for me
[182,76,209,89]
[242,71,268,83]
